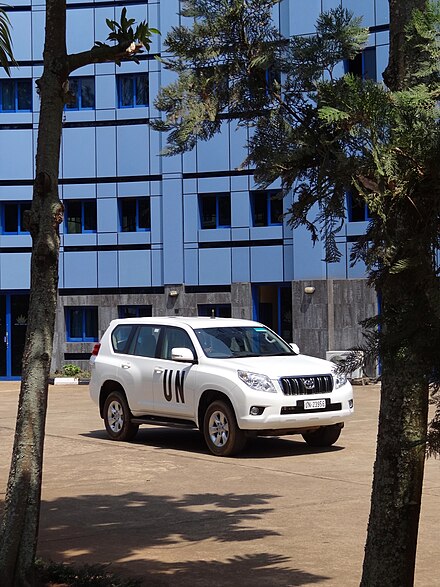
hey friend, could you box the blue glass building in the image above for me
[0,0,387,377]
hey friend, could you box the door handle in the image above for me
[121,362,131,369]
[155,367,165,374]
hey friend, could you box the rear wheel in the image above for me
[103,391,139,441]
[302,424,342,447]
[203,400,247,457]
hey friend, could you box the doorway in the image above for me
[252,284,292,341]
[0,294,29,379]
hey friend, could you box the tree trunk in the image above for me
[0,0,67,584]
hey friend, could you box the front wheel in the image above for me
[302,424,343,447]
[203,400,247,457]
[103,391,139,441]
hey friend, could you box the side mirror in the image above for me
[171,347,196,363]
[289,343,300,354]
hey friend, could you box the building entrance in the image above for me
[252,284,292,341]
[0,294,30,379]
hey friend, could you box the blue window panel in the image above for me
[231,192,251,228]
[97,198,118,233]
[184,194,199,243]
[1,202,31,234]
[327,243,347,279]
[232,247,250,282]
[98,251,118,287]
[231,176,249,192]
[376,1,390,26]
[119,197,151,232]
[66,77,95,110]
[347,191,370,222]
[347,243,368,278]
[32,11,45,60]
[251,246,283,282]
[98,233,117,246]
[117,125,149,176]
[97,183,117,199]
[97,127,116,177]
[293,226,326,279]
[184,248,198,284]
[117,74,149,108]
[147,3,160,53]
[0,130,33,179]
[95,74,116,110]
[343,0,374,27]
[283,244,294,281]
[118,250,151,287]
[63,128,96,177]
[94,6,115,45]
[199,248,231,285]
[376,45,389,84]
[159,0,180,34]
[65,200,97,234]
[63,185,96,199]
[151,248,163,286]
[198,229,231,243]
[118,232,151,246]
[162,178,184,284]
[196,125,229,172]
[231,227,250,241]
[9,13,31,61]
[65,306,98,342]
[199,193,231,229]
[149,70,163,120]
[59,252,64,288]
[289,0,322,35]
[345,47,377,81]
[1,253,31,289]
[229,121,249,170]
[64,252,97,288]
[149,126,162,175]
[66,9,94,53]
[63,234,97,247]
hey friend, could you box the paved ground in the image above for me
[0,382,439,586]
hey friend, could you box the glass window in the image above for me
[199,193,231,229]
[111,324,134,353]
[347,190,369,222]
[132,325,161,358]
[2,202,31,234]
[198,304,232,318]
[345,47,377,82]
[159,326,196,360]
[251,191,282,227]
[0,79,32,112]
[65,200,97,234]
[66,307,98,341]
[118,74,149,108]
[120,198,151,232]
[118,305,152,319]
[66,77,95,110]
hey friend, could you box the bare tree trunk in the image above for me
[0,0,67,584]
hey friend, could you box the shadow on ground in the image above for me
[38,491,331,586]
[83,427,345,459]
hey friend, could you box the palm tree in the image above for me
[0,4,16,74]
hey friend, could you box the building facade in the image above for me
[0,0,387,377]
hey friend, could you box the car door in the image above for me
[152,325,198,418]
[120,324,162,414]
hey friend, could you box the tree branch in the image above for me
[67,41,145,74]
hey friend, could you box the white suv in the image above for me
[89,317,354,456]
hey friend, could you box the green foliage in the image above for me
[94,7,159,65]
[62,363,82,377]
[0,5,17,75]
[35,558,141,586]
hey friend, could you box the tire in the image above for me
[203,400,247,457]
[302,424,342,447]
[103,391,139,442]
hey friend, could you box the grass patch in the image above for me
[35,559,141,587]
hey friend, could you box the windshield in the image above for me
[194,326,295,359]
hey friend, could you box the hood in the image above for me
[211,353,335,379]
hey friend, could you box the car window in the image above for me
[194,326,293,358]
[159,326,196,360]
[111,324,134,354]
[131,325,161,358]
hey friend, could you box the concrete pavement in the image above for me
[0,382,439,586]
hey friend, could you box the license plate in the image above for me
[304,399,326,410]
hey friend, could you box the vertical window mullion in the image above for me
[215,196,219,228]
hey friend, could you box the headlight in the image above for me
[333,371,347,389]
[238,370,276,393]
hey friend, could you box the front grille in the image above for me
[280,374,333,396]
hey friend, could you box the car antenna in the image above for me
[211,309,215,319]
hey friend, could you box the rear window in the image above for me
[111,325,134,354]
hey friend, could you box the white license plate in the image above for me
[304,399,326,410]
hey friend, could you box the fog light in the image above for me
[349,399,354,409]
[250,406,265,416]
